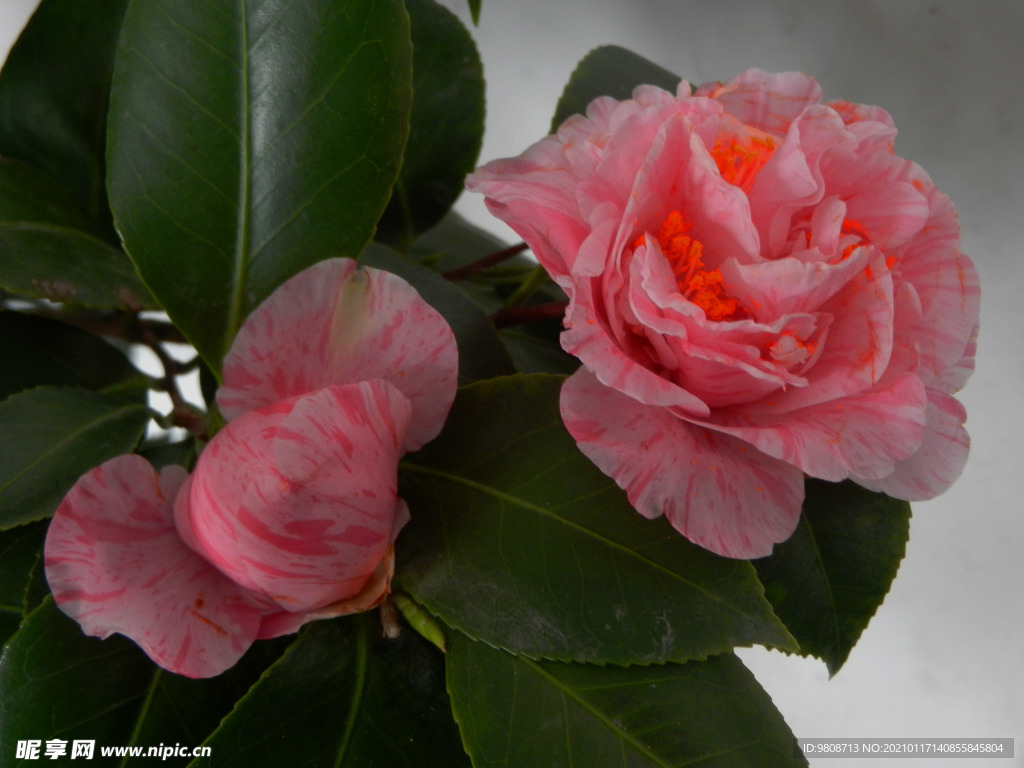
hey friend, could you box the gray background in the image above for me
[2,2,1020,765]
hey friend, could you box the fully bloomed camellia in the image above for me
[468,69,979,559]
[44,259,458,677]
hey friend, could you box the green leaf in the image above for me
[0,521,47,645]
[499,320,578,376]
[360,244,515,383]
[0,598,287,767]
[398,374,795,665]
[447,632,806,768]
[376,0,485,250]
[0,159,154,310]
[0,311,148,402]
[0,598,156,762]
[106,0,414,371]
[0,0,129,229]
[552,45,682,131]
[190,615,470,768]
[753,479,912,676]
[468,0,481,25]
[409,213,577,373]
[412,211,513,274]
[0,387,151,530]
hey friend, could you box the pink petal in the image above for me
[183,382,411,614]
[891,185,981,386]
[256,500,409,639]
[707,372,929,482]
[218,258,457,452]
[44,455,270,678]
[698,69,823,137]
[561,370,805,558]
[562,278,711,417]
[853,390,970,500]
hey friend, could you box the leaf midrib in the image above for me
[400,461,753,616]
[226,0,253,363]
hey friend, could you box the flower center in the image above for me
[639,210,743,322]
[711,134,776,193]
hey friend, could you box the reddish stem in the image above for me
[490,301,568,329]
[442,242,530,281]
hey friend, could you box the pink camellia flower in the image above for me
[468,69,979,559]
[45,259,458,677]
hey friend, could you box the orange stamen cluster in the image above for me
[636,210,742,322]
[711,134,776,193]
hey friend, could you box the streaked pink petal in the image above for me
[562,279,711,417]
[561,370,804,558]
[708,372,928,482]
[256,500,409,639]
[218,258,457,452]
[44,455,269,678]
[854,391,970,500]
[184,382,411,614]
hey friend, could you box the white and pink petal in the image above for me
[561,370,805,559]
[44,455,270,679]
[184,382,410,615]
[218,258,456,452]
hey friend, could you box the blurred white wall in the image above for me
[3,2,1021,766]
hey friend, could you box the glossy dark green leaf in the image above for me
[190,615,470,768]
[360,244,515,383]
[552,45,682,131]
[124,640,291,767]
[753,479,912,676]
[0,521,47,645]
[0,387,151,530]
[377,0,484,250]
[0,311,148,402]
[106,0,413,371]
[0,598,156,762]
[398,374,795,665]
[409,213,575,372]
[0,598,285,768]
[499,320,578,376]
[0,0,129,229]
[448,632,806,768]
[0,159,154,310]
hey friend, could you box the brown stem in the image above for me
[140,328,207,438]
[490,301,568,329]
[442,242,530,281]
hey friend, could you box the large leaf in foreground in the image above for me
[0,599,285,768]
[107,0,413,370]
[0,522,47,645]
[0,0,129,227]
[0,311,148,402]
[448,632,805,768]
[552,45,681,131]
[377,0,485,249]
[0,387,150,529]
[0,159,153,310]
[398,374,795,664]
[191,615,469,768]
[0,599,154,764]
[753,479,912,675]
